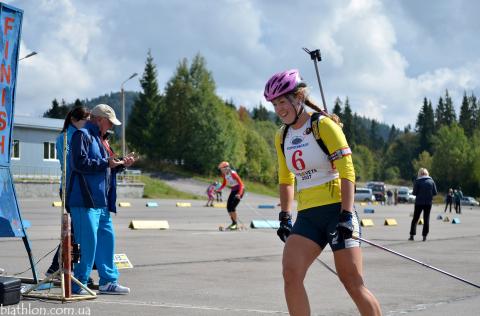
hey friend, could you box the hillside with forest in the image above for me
[43,52,480,197]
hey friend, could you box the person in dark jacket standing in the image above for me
[409,168,437,241]
[444,188,453,213]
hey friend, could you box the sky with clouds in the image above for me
[6,0,480,128]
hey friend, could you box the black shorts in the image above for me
[291,203,361,251]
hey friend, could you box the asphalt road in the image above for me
[1,192,480,315]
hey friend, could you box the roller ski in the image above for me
[218,222,246,231]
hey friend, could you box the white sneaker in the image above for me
[99,282,130,295]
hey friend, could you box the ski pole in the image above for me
[303,47,328,112]
[355,236,480,289]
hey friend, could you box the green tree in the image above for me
[160,54,244,173]
[469,93,478,132]
[384,132,418,180]
[252,103,270,121]
[431,124,469,191]
[459,91,474,136]
[444,90,456,126]
[435,97,446,129]
[127,51,162,158]
[416,97,435,154]
[412,151,433,174]
[352,145,375,182]
[343,98,353,143]
[332,97,343,119]
[43,98,70,119]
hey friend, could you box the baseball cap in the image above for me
[91,104,121,125]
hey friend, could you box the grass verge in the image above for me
[140,175,202,199]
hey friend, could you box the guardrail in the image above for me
[10,165,142,183]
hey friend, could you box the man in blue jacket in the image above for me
[409,168,437,242]
[68,104,134,295]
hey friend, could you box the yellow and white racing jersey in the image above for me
[275,115,355,211]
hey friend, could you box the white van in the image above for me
[355,188,375,202]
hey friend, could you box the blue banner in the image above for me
[0,3,23,237]
[0,4,22,166]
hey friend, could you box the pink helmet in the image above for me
[264,69,305,102]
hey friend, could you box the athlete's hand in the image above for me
[277,211,293,242]
[336,210,354,239]
[235,194,241,200]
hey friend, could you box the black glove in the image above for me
[336,210,354,239]
[277,211,293,242]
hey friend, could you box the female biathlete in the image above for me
[264,69,381,316]
[216,161,245,230]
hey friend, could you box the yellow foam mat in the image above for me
[384,218,398,226]
[118,202,131,207]
[360,219,374,227]
[52,201,62,207]
[417,218,424,225]
[213,203,226,208]
[176,202,192,207]
[129,220,169,230]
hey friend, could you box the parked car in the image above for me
[460,196,479,206]
[366,181,386,201]
[397,187,410,203]
[408,189,416,203]
[355,187,375,202]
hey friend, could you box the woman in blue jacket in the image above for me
[46,106,90,276]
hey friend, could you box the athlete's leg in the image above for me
[334,247,382,316]
[282,234,321,316]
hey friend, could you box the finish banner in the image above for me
[0,3,22,166]
[0,3,23,237]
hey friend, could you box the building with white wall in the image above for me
[10,116,62,179]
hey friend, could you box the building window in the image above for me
[11,139,20,159]
[43,142,56,160]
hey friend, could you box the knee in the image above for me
[338,274,365,296]
[282,262,305,286]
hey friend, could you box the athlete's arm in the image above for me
[275,129,295,213]
[279,184,294,213]
[341,179,354,212]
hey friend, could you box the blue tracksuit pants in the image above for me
[70,207,118,291]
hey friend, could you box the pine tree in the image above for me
[126,50,162,158]
[343,98,353,144]
[443,90,456,126]
[73,99,83,108]
[416,97,435,153]
[459,91,473,136]
[252,103,269,121]
[435,97,446,128]
[332,97,343,120]
[43,98,70,118]
[469,93,478,132]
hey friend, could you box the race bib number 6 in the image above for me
[292,150,305,171]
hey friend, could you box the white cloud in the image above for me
[4,0,480,128]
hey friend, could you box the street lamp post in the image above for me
[19,51,37,61]
[120,72,138,158]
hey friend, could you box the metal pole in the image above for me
[356,236,480,289]
[121,86,126,158]
[302,47,328,112]
[120,72,138,159]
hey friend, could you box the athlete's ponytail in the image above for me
[295,87,343,128]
